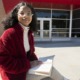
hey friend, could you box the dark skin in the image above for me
[30,60,43,68]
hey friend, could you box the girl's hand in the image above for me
[30,60,43,68]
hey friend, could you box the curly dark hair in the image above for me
[2,1,37,32]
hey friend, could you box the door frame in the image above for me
[36,18,52,41]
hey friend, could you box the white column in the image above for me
[69,5,73,38]
[50,7,52,39]
[41,19,43,39]
[50,4,52,40]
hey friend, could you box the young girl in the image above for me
[0,1,68,80]
[0,2,41,80]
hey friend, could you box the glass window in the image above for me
[52,32,69,37]
[52,19,69,28]
[72,19,80,37]
[37,21,40,30]
[43,21,49,30]
[34,31,40,38]
[35,9,51,18]
[52,10,70,19]
[52,19,69,37]
[73,9,80,18]
[43,30,49,38]
[34,20,40,38]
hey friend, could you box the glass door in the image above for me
[34,18,51,41]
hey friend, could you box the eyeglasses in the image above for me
[26,13,34,16]
[19,12,34,17]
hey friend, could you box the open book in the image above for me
[28,56,54,76]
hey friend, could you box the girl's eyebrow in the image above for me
[26,10,31,12]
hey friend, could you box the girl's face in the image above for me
[17,6,33,26]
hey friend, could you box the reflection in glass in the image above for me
[52,19,69,28]
[52,19,69,37]
[37,21,40,30]
[43,21,49,30]
[34,20,40,38]
[52,32,69,37]
[43,21,50,38]
[43,30,49,38]
[73,9,80,18]
[72,19,80,37]
[34,31,40,37]
[35,9,51,18]
[52,10,70,19]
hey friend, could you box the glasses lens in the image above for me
[27,13,33,16]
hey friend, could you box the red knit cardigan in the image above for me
[0,23,38,80]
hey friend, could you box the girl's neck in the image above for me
[19,23,29,30]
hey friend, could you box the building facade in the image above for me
[1,0,80,41]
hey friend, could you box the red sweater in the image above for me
[0,24,38,80]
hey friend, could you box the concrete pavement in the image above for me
[35,38,80,80]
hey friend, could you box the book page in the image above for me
[28,59,53,76]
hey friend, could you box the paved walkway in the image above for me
[35,38,80,80]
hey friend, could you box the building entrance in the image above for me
[34,18,51,41]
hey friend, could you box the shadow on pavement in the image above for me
[35,40,80,48]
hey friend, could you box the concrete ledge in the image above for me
[53,50,80,80]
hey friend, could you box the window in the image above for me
[52,19,70,37]
[52,10,70,19]
[73,9,80,18]
[35,9,51,18]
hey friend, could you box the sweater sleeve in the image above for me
[0,30,30,74]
